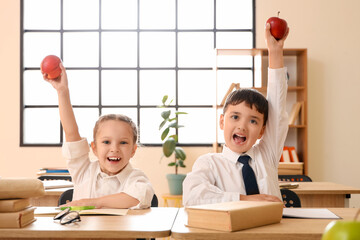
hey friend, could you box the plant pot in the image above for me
[166,173,186,195]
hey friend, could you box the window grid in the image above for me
[20,0,256,147]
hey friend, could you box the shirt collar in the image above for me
[96,163,134,184]
[222,145,256,164]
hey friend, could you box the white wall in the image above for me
[1,0,360,207]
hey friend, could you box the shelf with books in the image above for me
[214,48,308,175]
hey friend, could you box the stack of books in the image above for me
[0,199,35,228]
[0,178,44,228]
[37,167,71,181]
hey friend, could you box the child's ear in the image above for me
[258,125,266,139]
[91,141,97,156]
[219,114,225,130]
[131,144,138,157]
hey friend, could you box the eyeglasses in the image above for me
[53,208,81,225]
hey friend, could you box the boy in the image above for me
[183,23,290,206]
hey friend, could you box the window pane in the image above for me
[63,32,99,67]
[178,0,213,29]
[216,32,253,49]
[63,0,99,29]
[24,33,60,68]
[178,32,214,67]
[24,0,60,30]
[140,0,175,29]
[24,108,60,144]
[140,108,172,144]
[102,70,137,105]
[216,0,253,29]
[178,108,215,144]
[101,108,138,125]
[140,32,175,67]
[73,108,99,142]
[24,70,58,105]
[102,32,137,67]
[217,70,253,105]
[140,70,175,106]
[178,70,215,105]
[102,0,137,29]
[67,70,99,105]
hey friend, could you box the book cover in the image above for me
[288,146,300,162]
[0,207,36,228]
[288,102,303,125]
[0,198,31,212]
[186,201,283,232]
[0,179,45,200]
[40,168,69,173]
[282,147,291,163]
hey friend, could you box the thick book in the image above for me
[0,198,31,212]
[39,168,69,173]
[186,201,283,232]
[0,178,45,199]
[0,207,36,228]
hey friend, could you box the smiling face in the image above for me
[91,120,137,176]
[220,102,265,154]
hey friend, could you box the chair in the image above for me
[58,189,74,206]
[58,190,158,207]
[278,174,312,182]
[281,189,301,208]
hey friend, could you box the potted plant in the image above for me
[159,95,187,195]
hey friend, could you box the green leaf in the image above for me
[178,160,186,168]
[175,112,188,115]
[161,128,170,141]
[159,120,167,130]
[169,135,178,142]
[161,110,171,120]
[162,95,168,105]
[175,147,186,160]
[168,162,176,166]
[163,138,176,157]
[168,122,178,128]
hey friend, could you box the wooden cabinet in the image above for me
[213,48,308,175]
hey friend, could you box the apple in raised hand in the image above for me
[322,210,360,240]
[266,12,288,40]
[40,55,62,79]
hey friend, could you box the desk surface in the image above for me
[171,208,358,240]
[0,207,178,239]
[292,182,360,194]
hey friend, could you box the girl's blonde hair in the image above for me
[93,114,138,144]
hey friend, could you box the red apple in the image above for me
[40,55,62,79]
[266,12,288,40]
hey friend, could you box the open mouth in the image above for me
[233,133,246,144]
[107,157,121,162]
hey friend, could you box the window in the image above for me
[21,0,255,146]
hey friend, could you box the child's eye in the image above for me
[103,140,110,144]
[250,119,258,125]
[231,115,239,120]
[120,141,128,145]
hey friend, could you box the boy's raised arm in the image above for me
[265,23,289,69]
[43,63,81,142]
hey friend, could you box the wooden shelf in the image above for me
[214,48,308,175]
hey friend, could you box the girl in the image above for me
[43,64,154,209]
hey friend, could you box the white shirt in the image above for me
[183,67,289,206]
[62,138,154,209]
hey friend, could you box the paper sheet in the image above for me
[283,208,341,219]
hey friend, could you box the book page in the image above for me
[42,180,74,189]
[283,208,341,219]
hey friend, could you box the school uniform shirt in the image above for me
[62,138,154,209]
[183,67,289,206]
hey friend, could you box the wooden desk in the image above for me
[291,182,360,208]
[0,207,178,239]
[30,188,71,206]
[171,208,358,240]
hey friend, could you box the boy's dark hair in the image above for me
[223,89,268,126]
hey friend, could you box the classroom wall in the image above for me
[1,0,360,207]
